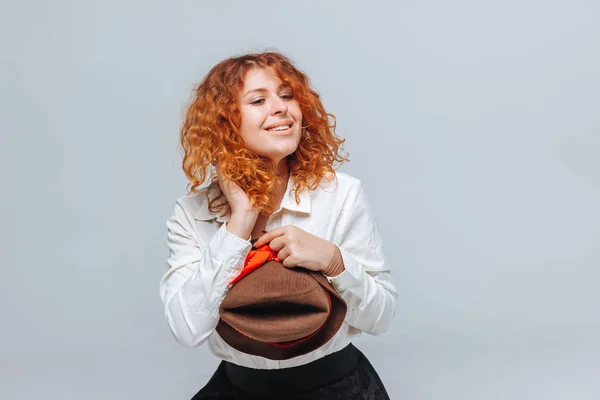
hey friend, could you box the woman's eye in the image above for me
[250,93,292,105]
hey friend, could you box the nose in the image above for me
[270,94,288,115]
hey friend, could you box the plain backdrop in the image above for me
[1,1,599,399]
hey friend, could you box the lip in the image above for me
[264,120,294,131]
[265,125,293,135]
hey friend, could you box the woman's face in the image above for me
[238,67,303,169]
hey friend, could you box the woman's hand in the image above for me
[216,165,259,216]
[253,225,338,272]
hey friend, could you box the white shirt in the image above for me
[159,171,397,369]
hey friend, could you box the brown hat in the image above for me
[215,245,347,360]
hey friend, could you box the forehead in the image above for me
[242,67,287,89]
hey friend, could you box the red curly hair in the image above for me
[179,51,349,218]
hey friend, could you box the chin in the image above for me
[260,145,299,160]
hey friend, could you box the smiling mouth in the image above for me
[265,123,293,133]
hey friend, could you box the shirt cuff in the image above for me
[325,246,365,291]
[209,222,253,273]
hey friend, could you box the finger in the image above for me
[277,248,293,267]
[265,236,285,252]
[251,230,268,248]
[216,167,226,185]
[255,225,294,247]
[254,227,285,248]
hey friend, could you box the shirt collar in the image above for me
[194,173,311,222]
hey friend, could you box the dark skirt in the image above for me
[190,343,390,400]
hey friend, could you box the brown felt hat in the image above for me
[216,256,347,360]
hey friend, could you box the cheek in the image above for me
[241,108,267,130]
[290,103,303,121]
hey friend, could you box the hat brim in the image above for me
[216,268,347,360]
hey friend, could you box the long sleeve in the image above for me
[158,200,252,347]
[327,181,398,335]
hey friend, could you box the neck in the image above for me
[274,159,289,182]
[270,160,289,208]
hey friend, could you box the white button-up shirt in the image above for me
[159,171,397,369]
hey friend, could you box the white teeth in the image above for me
[268,125,290,132]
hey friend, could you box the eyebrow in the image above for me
[242,83,291,98]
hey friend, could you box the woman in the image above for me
[159,51,397,399]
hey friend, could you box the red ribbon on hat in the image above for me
[229,244,280,285]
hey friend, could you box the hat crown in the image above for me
[216,254,347,360]
[220,261,331,342]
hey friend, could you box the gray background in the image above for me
[1,0,599,399]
